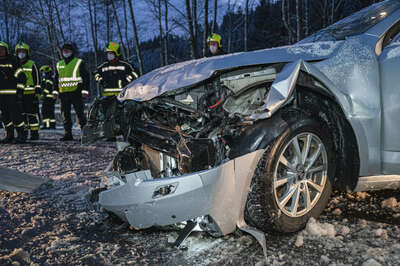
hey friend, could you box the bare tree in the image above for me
[110,0,126,58]
[164,0,169,64]
[212,0,217,33]
[122,0,130,59]
[38,0,58,65]
[282,0,295,43]
[44,0,61,51]
[53,0,65,43]
[244,0,249,51]
[304,0,309,36]
[105,1,110,43]
[88,0,98,67]
[2,0,10,44]
[185,0,198,58]
[203,0,209,56]
[296,0,303,41]
[225,0,243,53]
[158,0,164,66]
[94,0,98,52]
[127,0,144,75]
[192,0,198,54]
[330,0,344,24]
[68,0,72,40]
[318,0,329,28]
[146,0,165,66]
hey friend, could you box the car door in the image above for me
[379,30,400,173]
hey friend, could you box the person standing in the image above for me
[94,42,138,97]
[40,65,56,129]
[0,41,27,143]
[92,42,138,141]
[15,43,41,140]
[54,43,89,141]
[206,33,225,57]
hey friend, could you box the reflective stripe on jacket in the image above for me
[94,60,139,96]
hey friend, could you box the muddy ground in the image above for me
[0,131,400,265]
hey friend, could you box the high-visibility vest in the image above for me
[22,60,35,95]
[57,57,83,93]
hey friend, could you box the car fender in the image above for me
[247,59,367,178]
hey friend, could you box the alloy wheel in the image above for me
[273,132,328,218]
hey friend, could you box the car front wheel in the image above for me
[245,110,334,233]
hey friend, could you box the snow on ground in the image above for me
[0,131,400,265]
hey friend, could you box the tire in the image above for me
[245,109,335,233]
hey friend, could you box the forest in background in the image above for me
[0,0,384,96]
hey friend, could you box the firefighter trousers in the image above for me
[22,94,40,131]
[60,91,87,132]
[42,97,56,128]
[0,94,25,129]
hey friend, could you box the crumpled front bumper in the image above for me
[98,150,264,236]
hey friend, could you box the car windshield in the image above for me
[300,0,400,43]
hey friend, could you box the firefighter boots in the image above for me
[14,127,26,144]
[60,131,73,141]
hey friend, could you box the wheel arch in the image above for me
[231,62,362,191]
[294,71,360,191]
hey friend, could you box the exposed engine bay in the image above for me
[82,65,282,178]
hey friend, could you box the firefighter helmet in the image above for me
[207,33,222,48]
[0,41,9,54]
[40,65,52,73]
[105,42,121,57]
[15,42,30,56]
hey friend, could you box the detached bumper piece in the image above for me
[99,150,265,236]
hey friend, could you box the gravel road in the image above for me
[0,131,399,265]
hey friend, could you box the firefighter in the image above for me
[40,65,56,129]
[0,41,27,143]
[54,43,89,141]
[15,43,41,140]
[94,42,138,97]
[206,33,225,57]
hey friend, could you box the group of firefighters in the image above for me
[0,33,224,144]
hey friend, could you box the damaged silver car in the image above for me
[83,0,400,243]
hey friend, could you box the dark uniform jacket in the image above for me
[0,55,26,96]
[94,59,138,96]
[41,72,55,99]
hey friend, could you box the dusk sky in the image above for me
[70,0,256,45]
[131,0,253,39]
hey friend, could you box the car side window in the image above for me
[390,32,400,45]
[383,20,400,49]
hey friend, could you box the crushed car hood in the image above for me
[119,41,343,102]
